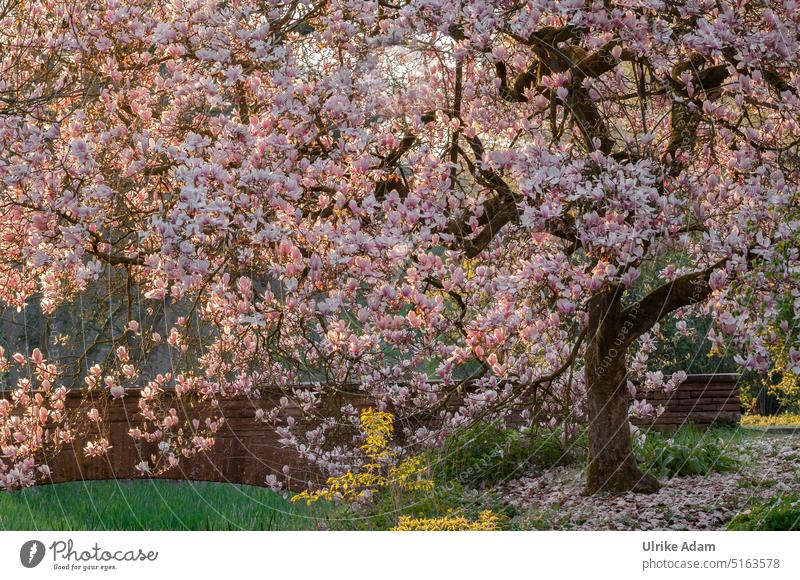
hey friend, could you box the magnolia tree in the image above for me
[1,0,799,494]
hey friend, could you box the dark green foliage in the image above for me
[625,256,738,375]
[633,426,738,478]
[647,314,738,375]
[432,421,581,487]
[727,496,800,530]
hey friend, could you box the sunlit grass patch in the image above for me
[0,480,324,531]
[740,414,800,427]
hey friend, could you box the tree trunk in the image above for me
[584,290,659,495]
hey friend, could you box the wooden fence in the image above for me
[25,389,314,489]
[631,373,741,430]
[5,373,741,488]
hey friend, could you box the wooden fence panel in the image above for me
[4,374,741,487]
[632,373,741,431]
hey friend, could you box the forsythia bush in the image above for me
[761,341,800,411]
[292,409,433,505]
[391,510,501,531]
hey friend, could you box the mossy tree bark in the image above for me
[584,288,659,495]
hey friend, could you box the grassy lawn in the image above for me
[0,425,786,531]
[0,480,323,531]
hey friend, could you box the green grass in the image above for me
[0,425,758,531]
[0,479,324,530]
[727,495,800,530]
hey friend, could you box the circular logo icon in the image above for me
[20,540,46,568]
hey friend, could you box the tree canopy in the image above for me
[1,0,799,492]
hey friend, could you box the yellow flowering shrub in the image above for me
[741,413,800,427]
[360,407,394,464]
[292,408,433,505]
[391,510,501,531]
[740,321,800,414]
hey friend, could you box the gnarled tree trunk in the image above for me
[584,289,659,495]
